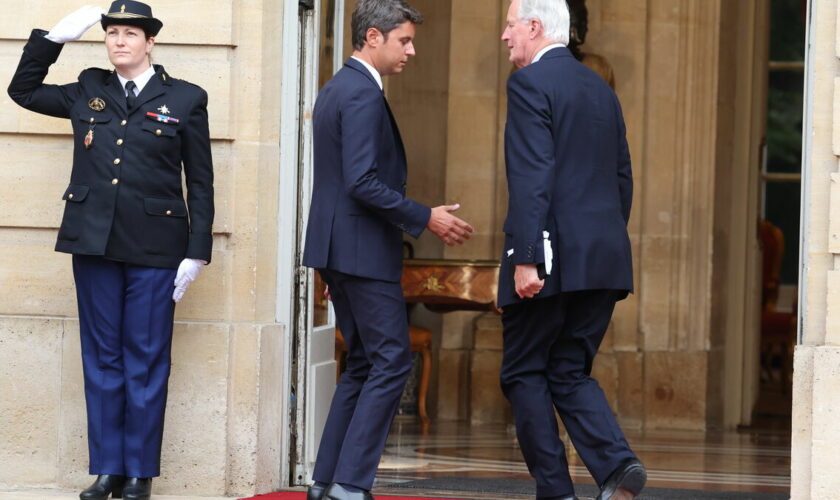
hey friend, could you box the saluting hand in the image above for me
[427,203,475,246]
[514,264,544,299]
[45,5,106,44]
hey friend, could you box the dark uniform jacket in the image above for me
[8,29,214,269]
[498,47,633,308]
[303,58,430,283]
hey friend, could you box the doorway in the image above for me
[751,0,806,430]
[287,0,800,497]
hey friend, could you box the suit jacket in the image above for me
[303,58,430,282]
[8,30,214,269]
[498,47,633,308]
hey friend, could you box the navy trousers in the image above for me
[312,269,412,491]
[501,290,637,498]
[72,255,177,478]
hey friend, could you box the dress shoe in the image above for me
[308,483,327,500]
[122,477,152,500]
[324,483,374,500]
[597,459,647,500]
[79,474,125,500]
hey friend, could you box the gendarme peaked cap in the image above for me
[101,1,163,37]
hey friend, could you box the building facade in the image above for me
[0,0,835,498]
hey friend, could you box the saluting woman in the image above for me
[8,2,214,499]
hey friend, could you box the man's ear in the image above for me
[529,19,542,39]
[365,27,382,47]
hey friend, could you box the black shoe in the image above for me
[597,459,647,500]
[324,483,374,500]
[308,483,327,500]
[80,475,125,500]
[122,478,152,500]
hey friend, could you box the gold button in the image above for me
[113,158,121,165]
[111,178,119,185]
[166,210,172,216]
[155,129,162,136]
[68,193,74,199]
[120,120,127,126]
[116,139,124,146]
[89,117,95,124]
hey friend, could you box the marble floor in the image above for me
[374,415,791,496]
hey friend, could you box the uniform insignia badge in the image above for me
[84,129,94,149]
[88,97,106,112]
[157,104,170,115]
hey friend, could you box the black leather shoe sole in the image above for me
[597,459,647,500]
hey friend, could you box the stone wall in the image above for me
[792,0,840,497]
[0,0,291,496]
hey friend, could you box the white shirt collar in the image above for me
[532,43,566,63]
[116,65,157,96]
[351,56,383,90]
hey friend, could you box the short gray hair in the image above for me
[516,0,570,45]
[351,0,423,50]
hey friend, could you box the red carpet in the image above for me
[243,492,465,500]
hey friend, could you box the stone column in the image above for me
[792,0,840,497]
[587,0,729,431]
[469,314,510,425]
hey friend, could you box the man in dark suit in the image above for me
[302,1,473,499]
[498,1,646,499]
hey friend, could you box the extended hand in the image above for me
[427,203,474,246]
[45,5,105,44]
[514,264,544,299]
[172,258,206,303]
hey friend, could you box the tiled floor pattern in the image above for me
[375,419,791,495]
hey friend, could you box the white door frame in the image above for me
[277,0,346,487]
[276,0,305,488]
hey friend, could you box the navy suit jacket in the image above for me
[303,58,430,282]
[498,47,633,308]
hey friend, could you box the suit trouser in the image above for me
[501,290,636,498]
[312,269,412,490]
[73,255,177,478]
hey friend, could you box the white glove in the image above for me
[172,258,206,303]
[45,5,106,44]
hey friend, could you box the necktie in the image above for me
[125,80,137,109]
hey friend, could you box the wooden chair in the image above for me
[759,220,796,391]
[334,325,432,428]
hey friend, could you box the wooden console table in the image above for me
[401,258,501,312]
